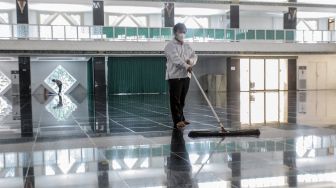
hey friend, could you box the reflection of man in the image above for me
[166,129,198,188]
[53,95,63,109]
[52,79,62,95]
[164,23,198,129]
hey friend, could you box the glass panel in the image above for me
[265,59,279,90]
[161,27,172,40]
[236,30,245,40]
[303,30,313,42]
[40,25,52,39]
[246,30,255,40]
[214,29,224,40]
[65,26,77,39]
[0,24,12,38]
[226,29,234,40]
[279,59,288,90]
[126,27,137,40]
[240,59,250,91]
[52,26,65,39]
[149,28,160,39]
[115,27,126,39]
[204,29,215,40]
[193,28,204,41]
[240,92,250,124]
[266,92,279,123]
[138,27,149,40]
[286,31,294,41]
[91,26,103,39]
[103,27,114,39]
[296,30,304,42]
[250,59,265,90]
[279,91,288,123]
[78,26,90,39]
[276,30,284,40]
[29,25,38,39]
[312,31,322,42]
[250,92,265,124]
[266,30,275,40]
[256,30,265,40]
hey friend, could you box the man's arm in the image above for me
[164,43,190,70]
[187,45,198,66]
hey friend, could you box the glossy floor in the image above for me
[0,91,336,188]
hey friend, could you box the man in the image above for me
[52,79,62,95]
[164,23,197,129]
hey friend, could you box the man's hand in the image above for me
[187,66,192,73]
[186,59,191,65]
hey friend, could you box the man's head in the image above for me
[173,23,187,42]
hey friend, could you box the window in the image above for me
[0,13,9,23]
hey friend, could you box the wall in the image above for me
[297,55,336,90]
[240,12,283,29]
[148,14,162,27]
[0,61,19,94]
[30,61,88,94]
[189,56,227,91]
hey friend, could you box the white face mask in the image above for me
[176,33,185,42]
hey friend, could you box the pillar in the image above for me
[16,0,29,24]
[97,160,109,188]
[93,0,104,26]
[229,152,241,188]
[284,0,297,29]
[230,5,240,28]
[163,2,174,27]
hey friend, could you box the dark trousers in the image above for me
[168,78,190,127]
[58,84,62,94]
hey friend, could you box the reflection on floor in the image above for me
[0,91,336,188]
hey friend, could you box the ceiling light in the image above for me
[105,6,161,14]
[30,4,91,12]
[175,8,225,16]
[0,2,15,10]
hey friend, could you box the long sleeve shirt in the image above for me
[164,39,198,80]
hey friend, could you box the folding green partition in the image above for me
[236,30,245,40]
[115,27,126,38]
[108,57,167,94]
[186,28,194,39]
[102,27,114,39]
[193,28,204,39]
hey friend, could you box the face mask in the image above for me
[176,33,185,42]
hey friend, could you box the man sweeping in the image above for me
[164,23,198,129]
[52,79,62,95]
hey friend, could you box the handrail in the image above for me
[0,24,335,43]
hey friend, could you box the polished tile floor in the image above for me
[0,91,336,188]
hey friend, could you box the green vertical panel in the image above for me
[149,28,160,39]
[108,57,167,94]
[138,27,149,39]
[126,27,137,37]
[115,27,126,39]
[286,30,294,41]
[276,30,284,40]
[215,29,224,40]
[102,27,114,38]
[204,29,214,39]
[246,30,255,40]
[226,29,234,40]
[161,27,172,40]
[266,30,275,40]
[256,30,265,40]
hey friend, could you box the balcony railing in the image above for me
[0,24,336,43]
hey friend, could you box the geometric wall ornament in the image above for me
[17,0,27,14]
[44,65,77,94]
[0,70,11,95]
[45,95,77,121]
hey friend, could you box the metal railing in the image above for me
[0,24,336,43]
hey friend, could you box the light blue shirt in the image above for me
[164,38,198,80]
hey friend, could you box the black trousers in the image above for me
[58,84,62,93]
[168,78,190,127]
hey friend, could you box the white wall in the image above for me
[240,14,283,29]
[297,55,336,90]
[148,14,162,27]
[210,15,228,29]
[30,61,87,94]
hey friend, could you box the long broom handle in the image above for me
[191,72,225,131]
